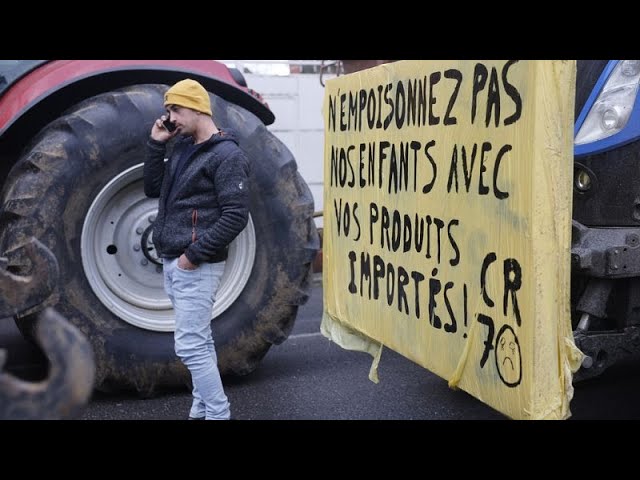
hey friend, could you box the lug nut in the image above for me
[133,245,140,251]
[140,259,148,266]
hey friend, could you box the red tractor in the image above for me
[0,60,319,407]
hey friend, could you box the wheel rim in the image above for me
[81,163,256,332]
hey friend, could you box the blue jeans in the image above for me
[163,258,230,420]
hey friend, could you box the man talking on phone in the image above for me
[144,78,250,420]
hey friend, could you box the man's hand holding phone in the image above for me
[151,114,178,143]
[163,117,177,132]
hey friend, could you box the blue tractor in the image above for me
[571,60,640,381]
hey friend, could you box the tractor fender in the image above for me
[0,60,274,144]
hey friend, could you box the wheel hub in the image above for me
[141,223,163,266]
[81,163,256,332]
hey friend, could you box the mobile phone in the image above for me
[163,116,176,133]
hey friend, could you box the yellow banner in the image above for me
[321,60,584,420]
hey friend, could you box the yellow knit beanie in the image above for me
[164,79,212,116]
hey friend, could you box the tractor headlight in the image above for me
[575,60,640,145]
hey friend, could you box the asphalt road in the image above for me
[4,279,640,420]
[76,279,505,421]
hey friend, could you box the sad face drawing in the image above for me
[495,324,522,387]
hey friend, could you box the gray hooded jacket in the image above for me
[143,130,250,265]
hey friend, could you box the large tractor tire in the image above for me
[0,84,319,394]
